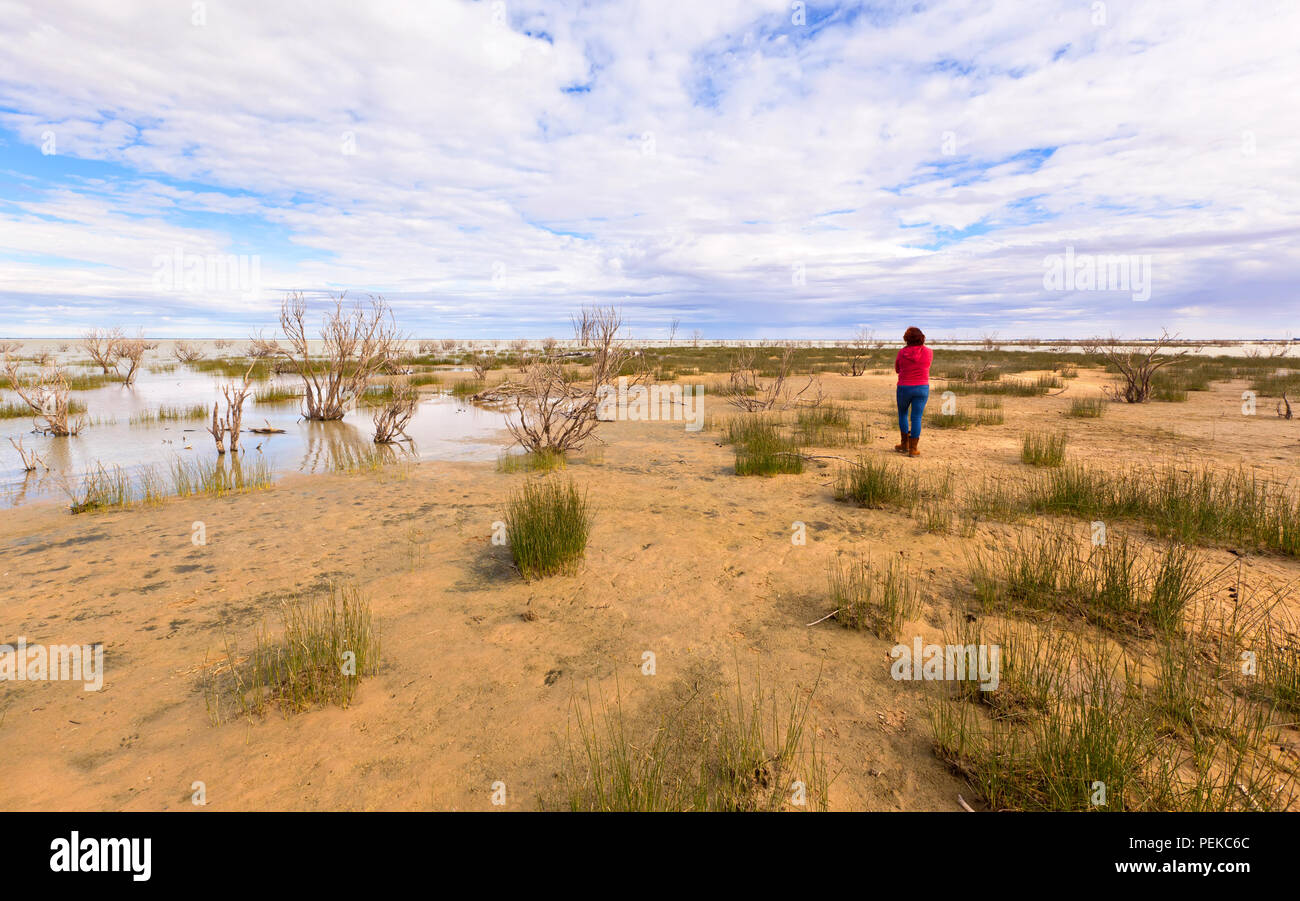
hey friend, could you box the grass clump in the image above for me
[1020,430,1068,467]
[66,463,130,513]
[560,670,829,811]
[449,379,485,399]
[834,457,914,508]
[254,384,302,405]
[128,404,208,425]
[203,582,380,722]
[505,478,592,579]
[1026,464,1300,556]
[170,457,275,497]
[794,403,867,446]
[498,448,566,473]
[732,416,803,476]
[1066,397,1106,418]
[828,556,919,640]
[968,527,1212,635]
[931,645,1155,810]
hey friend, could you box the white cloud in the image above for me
[0,0,1297,338]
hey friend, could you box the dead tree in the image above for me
[502,306,645,454]
[962,359,994,383]
[2,358,83,436]
[114,333,151,386]
[205,363,255,453]
[9,436,47,471]
[172,340,204,363]
[251,292,403,420]
[1091,331,1188,403]
[222,373,254,453]
[469,352,491,381]
[723,347,815,411]
[82,327,123,374]
[206,402,228,454]
[846,327,873,376]
[1279,393,1294,420]
[372,384,419,443]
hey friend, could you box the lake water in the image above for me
[1,362,513,508]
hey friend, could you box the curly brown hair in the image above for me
[903,327,925,346]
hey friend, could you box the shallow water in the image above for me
[1,363,513,508]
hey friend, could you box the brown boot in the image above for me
[895,429,910,453]
[908,435,920,457]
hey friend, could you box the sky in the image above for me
[0,0,1297,340]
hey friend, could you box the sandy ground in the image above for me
[2,367,1298,811]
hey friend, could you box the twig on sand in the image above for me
[776,452,871,469]
[958,795,976,812]
[806,609,840,626]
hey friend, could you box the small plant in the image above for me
[203,583,380,722]
[829,555,919,640]
[170,457,275,498]
[834,457,913,508]
[498,449,566,473]
[66,463,130,513]
[968,527,1212,634]
[560,670,828,811]
[1021,430,1068,467]
[1066,397,1106,418]
[450,378,485,399]
[505,478,592,579]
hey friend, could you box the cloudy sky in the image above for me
[0,0,1296,340]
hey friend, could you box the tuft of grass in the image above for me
[733,417,803,476]
[560,670,828,811]
[968,527,1212,635]
[945,379,1048,397]
[1021,430,1068,467]
[170,457,275,498]
[794,403,864,446]
[498,448,566,473]
[203,582,380,722]
[128,404,208,425]
[254,385,302,405]
[1025,464,1300,556]
[927,405,1003,429]
[931,644,1154,810]
[828,556,919,640]
[449,379,485,399]
[834,457,913,508]
[66,463,130,513]
[505,478,592,579]
[1066,397,1107,418]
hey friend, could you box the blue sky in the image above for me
[0,0,1297,339]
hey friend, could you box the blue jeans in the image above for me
[897,385,929,438]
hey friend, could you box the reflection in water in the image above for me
[1,366,512,507]
[300,420,370,472]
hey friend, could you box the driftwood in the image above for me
[248,419,286,434]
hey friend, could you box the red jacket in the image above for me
[895,345,932,386]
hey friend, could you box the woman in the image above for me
[894,327,932,457]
